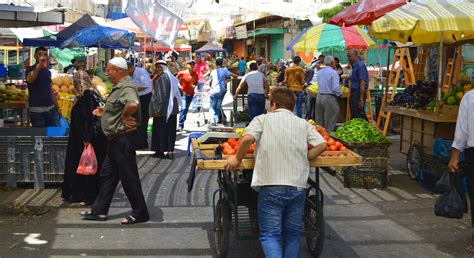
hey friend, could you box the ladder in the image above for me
[413,47,427,81]
[442,58,455,93]
[376,48,415,136]
[451,47,463,85]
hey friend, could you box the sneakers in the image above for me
[178,126,184,132]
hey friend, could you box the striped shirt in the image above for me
[245,109,326,189]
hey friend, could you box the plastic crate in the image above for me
[58,93,75,119]
[343,168,388,189]
[0,136,68,185]
[339,140,391,158]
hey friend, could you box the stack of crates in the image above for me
[58,93,75,120]
[341,141,391,189]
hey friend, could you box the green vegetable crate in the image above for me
[339,140,391,189]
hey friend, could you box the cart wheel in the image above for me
[214,199,231,258]
[305,195,324,257]
[407,143,423,180]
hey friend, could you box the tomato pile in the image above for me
[221,137,255,155]
[315,125,348,152]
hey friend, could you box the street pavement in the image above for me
[0,92,473,258]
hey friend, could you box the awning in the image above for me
[0,4,65,28]
[247,28,285,38]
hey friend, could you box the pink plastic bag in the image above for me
[77,144,98,175]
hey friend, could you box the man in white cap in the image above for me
[82,57,149,225]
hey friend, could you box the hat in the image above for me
[109,57,128,70]
[155,60,167,66]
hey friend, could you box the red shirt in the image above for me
[176,70,197,96]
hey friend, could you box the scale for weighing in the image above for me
[198,126,238,144]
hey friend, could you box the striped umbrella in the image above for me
[287,23,376,52]
[370,0,474,44]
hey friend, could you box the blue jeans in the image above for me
[30,108,61,127]
[258,186,306,258]
[210,92,225,125]
[248,93,265,121]
[191,82,204,111]
[295,91,303,118]
[179,94,194,128]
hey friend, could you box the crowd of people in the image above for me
[24,45,371,255]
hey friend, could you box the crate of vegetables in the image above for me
[332,119,391,189]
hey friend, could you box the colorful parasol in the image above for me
[328,0,406,27]
[287,23,376,52]
[369,0,474,44]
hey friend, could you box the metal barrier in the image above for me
[0,136,68,189]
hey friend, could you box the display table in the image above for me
[383,105,457,155]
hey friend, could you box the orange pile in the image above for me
[221,137,255,155]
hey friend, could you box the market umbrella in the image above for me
[369,0,474,44]
[195,42,226,54]
[60,25,136,49]
[287,23,376,52]
[328,0,406,27]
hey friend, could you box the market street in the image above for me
[0,97,472,258]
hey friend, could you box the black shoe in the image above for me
[165,152,174,160]
[151,152,165,158]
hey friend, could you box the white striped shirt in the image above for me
[245,109,326,189]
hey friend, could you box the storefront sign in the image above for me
[235,25,247,40]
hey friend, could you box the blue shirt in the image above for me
[210,67,231,94]
[317,67,342,96]
[238,60,246,73]
[350,60,369,90]
[26,65,54,108]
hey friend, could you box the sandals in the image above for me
[81,210,107,221]
[121,215,149,225]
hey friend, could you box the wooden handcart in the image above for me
[189,139,362,257]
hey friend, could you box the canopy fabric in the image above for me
[60,24,136,49]
[56,14,98,40]
[287,23,376,52]
[370,0,474,44]
[106,17,144,35]
[328,0,406,27]
[195,42,226,54]
[142,41,191,52]
[9,28,45,42]
[0,4,65,28]
[22,14,99,47]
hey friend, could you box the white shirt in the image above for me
[453,90,474,151]
[245,109,326,189]
[242,71,266,95]
[131,67,153,96]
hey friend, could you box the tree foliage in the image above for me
[317,1,355,23]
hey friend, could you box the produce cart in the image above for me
[383,105,456,179]
[189,139,362,257]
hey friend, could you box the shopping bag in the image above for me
[432,172,451,194]
[77,144,98,175]
[434,173,467,219]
